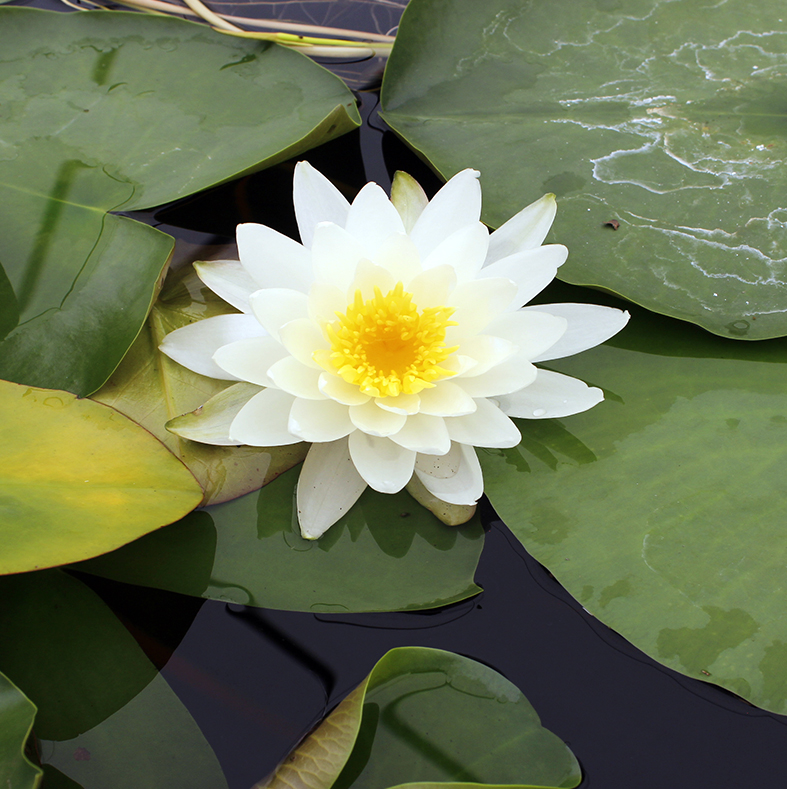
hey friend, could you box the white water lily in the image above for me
[161,163,629,539]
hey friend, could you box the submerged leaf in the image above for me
[0,379,202,574]
[0,671,41,789]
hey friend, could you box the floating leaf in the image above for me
[0,8,359,396]
[93,266,308,505]
[0,379,202,574]
[0,670,41,789]
[481,280,787,713]
[381,0,787,339]
[76,465,484,613]
[0,570,227,788]
[256,647,581,789]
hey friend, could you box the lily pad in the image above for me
[0,670,41,789]
[257,646,581,789]
[0,7,359,396]
[92,265,308,505]
[481,280,787,713]
[381,0,787,339]
[0,378,202,575]
[75,465,484,613]
[0,569,227,788]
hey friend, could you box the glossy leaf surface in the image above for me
[0,671,41,789]
[0,8,359,395]
[93,265,308,505]
[482,281,787,713]
[257,647,581,789]
[0,379,202,574]
[76,466,484,613]
[0,570,226,789]
[381,0,787,339]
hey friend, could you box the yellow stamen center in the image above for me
[315,282,458,398]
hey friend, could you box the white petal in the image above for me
[229,388,299,446]
[194,260,257,314]
[445,278,517,341]
[390,413,451,455]
[293,161,350,248]
[445,398,521,448]
[527,304,631,361]
[349,400,407,437]
[236,223,312,292]
[371,233,423,283]
[457,356,537,398]
[160,314,266,380]
[311,222,366,293]
[345,182,406,257]
[406,265,456,309]
[348,259,396,302]
[268,357,324,399]
[348,432,416,493]
[486,193,557,265]
[497,369,604,418]
[213,336,288,386]
[249,288,309,342]
[279,319,328,369]
[410,169,481,260]
[479,245,566,308]
[422,222,489,283]
[308,281,347,327]
[418,381,477,417]
[414,442,483,505]
[318,373,371,405]
[297,438,367,540]
[288,398,354,441]
[484,310,568,360]
[391,170,428,233]
[376,393,420,415]
[453,335,516,378]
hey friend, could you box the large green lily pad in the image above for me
[0,8,359,396]
[381,0,787,340]
[257,646,581,789]
[481,281,787,713]
[0,671,41,789]
[76,465,484,613]
[0,569,227,788]
[0,378,202,575]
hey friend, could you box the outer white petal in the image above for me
[279,319,328,369]
[160,314,266,380]
[318,373,371,405]
[348,432,416,493]
[297,438,367,540]
[453,335,516,378]
[345,181,406,257]
[349,400,407,437]
[479,245,567,309]
[194,260,257,314]
[486,193,557,265]
[249,289,309,342]
[391,170,428,233]
[293,161,350,248]
[229,388,299,445]
[497,369,604,419]
[390,413,451,455]
[409,169,481,260]
[458,354,537,397]
[445,398,521,448]
[311,222,367,293]
[288,398,355,441]
[484,310,567,361]
[418,381,477,417]
[213,336,288,387]
[268,356,324,400]
[371,233,423,283]
[445,278,517,341]
[528,304,631,361]
[422,222,489,283]
[376,393,420,415]
[236,223,312,292]
[414,442,483,505]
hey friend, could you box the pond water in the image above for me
[10,1,787,786]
